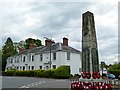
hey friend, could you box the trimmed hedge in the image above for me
[5,65,71,79]
[6,69,16,76]
[108,64,120,77]
[34,69,45,77]
[108,70,120,77]
[15,70,34,77]
[52,65,70,79]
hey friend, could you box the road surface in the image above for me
[2,76,71,89]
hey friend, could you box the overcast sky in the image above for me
[1,0,119,64]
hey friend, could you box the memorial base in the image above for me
[71,78,112,90]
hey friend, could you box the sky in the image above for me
[0,0,119,64]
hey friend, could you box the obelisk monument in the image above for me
[82,11,99,73]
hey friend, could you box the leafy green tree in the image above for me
[24,38,42,49]
[0,49,2,71]
[109,63,120,71]
[108,63,120,76]
[2,37,17,71]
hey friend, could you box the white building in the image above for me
[6,38,82,75]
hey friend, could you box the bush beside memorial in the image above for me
[3,65,70,79]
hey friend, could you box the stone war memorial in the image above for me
[71,11,112,90]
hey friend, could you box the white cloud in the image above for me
[1,1,118,64]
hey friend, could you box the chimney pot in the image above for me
[18,47,24,53]
[45,39,55,46]
[63,37,68,46]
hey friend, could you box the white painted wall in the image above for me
[6,51,81,75]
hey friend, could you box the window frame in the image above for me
[40,54,43,61]
[67,52,70,60]
[53,52,56,60]
[31,66,34,70]
[32,55,34,61]
[39,66,42,69]
[52,65,56,69]
[23,56,26,62]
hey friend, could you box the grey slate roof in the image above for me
[13,43,81,57]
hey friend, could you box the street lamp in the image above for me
[44,37,52,69]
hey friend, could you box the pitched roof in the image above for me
[30,43,81,54]
[12,43,81,57]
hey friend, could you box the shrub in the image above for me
[35,69,45,77]
[108,70,120,77]
[6,69,16,76]
[43,70,51,78]
[5,66,71,79]
[15,71,24,76]
[15,70,35,77]
[29,70,35,77]
[108,64,120,77]
[52,65,70,79]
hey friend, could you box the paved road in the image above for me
[2,76,71,89]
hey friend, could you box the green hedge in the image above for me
[15,70,34,77]
[5,65,71,79]
[52,65,70,79]
[108,70,120,77]
[108,64,120,77]
[34,69,45,77]
[6,69,16,76]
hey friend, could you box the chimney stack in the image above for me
[18,47,24,53]
[63,37,68,46]
[29,43,37,49]
[45,39,55,46]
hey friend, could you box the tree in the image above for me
[0,49,2,71]
[2,37,17,71]
[24,38,42,49]
[108,63,120,76]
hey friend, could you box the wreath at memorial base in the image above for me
[92,72,100,79]
[85,72,91,79]
[81,72,86,78]
[82,72,91,79]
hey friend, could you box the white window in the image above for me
[17,66,19,70]
[29,66,31,70]
[31,66,34,70]
[53,53,56,60]
[46,66,49,70]
[11,58,13,63]
[32,55,34,61]
[39,66,42,69]
[53,65,56,69]
[29,55,31,61]
[23,56,26,62]
[21,56,22,62]
[23,66,25,70]
[40,54,43,61]
[67,53,70,60]
[20,66,22,70]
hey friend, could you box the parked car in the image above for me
[107,73,115,79]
